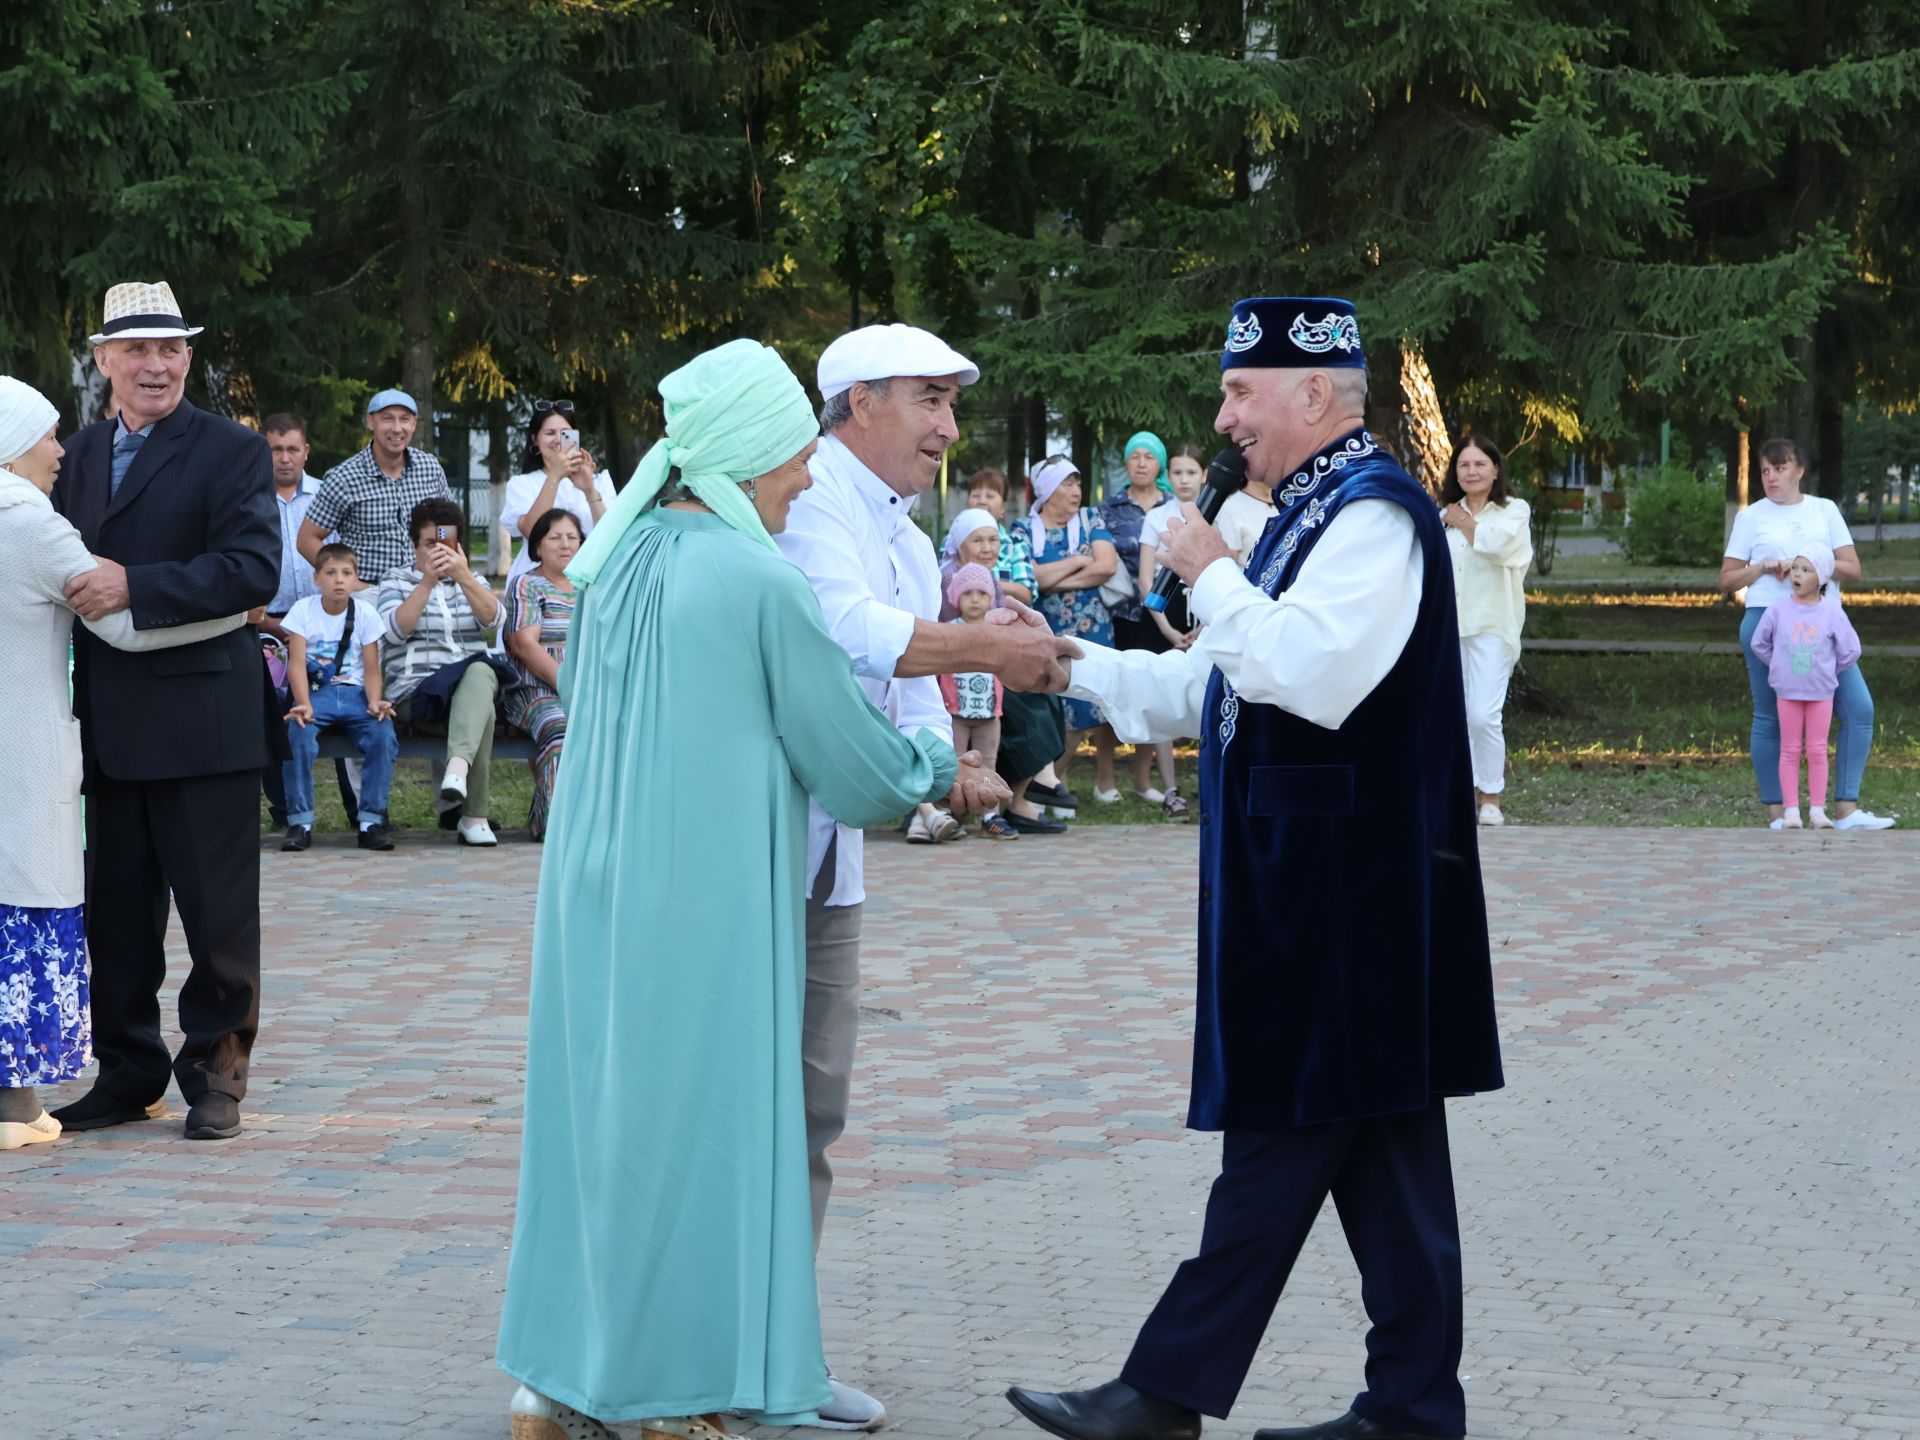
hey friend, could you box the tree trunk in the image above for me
[1816,378,1844,502]
[399,163,435,450]
[487,398,510,578]
[1070,414,1096,493]
[1726,425,1750,538]
[1396,346,1452,496]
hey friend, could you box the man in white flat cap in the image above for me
[775,323,1078,1430]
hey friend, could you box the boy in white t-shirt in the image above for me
[279,545,400,852]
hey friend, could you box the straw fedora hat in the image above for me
[88,281,205,345]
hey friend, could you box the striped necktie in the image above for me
[110,426,148,499]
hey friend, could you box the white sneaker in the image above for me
[1781,808,1803,829]
[1833,809,1896,830]
[1092,787,1121,805]
[905,812,934,844]
[509,1385,615,1440]
[457,817,498,847]
[0,1110,61,1151]
[1134,787,1166,805]
[803,1378,886,1431]
[1810,807,1835,830]
[1477,803,1505,827]
[1768,818,1786,831]
[929,810,963,842]
[439,760,469,806]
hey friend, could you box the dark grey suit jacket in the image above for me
[53,399,281,782]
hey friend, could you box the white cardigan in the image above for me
[1446,497,1533,658]
[0,486,242,909]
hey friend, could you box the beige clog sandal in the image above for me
[509,1388,739,1440]
[0,1111,61,1150]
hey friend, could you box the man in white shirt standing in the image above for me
[1006,298,1502,1440]
[776,323,1078,1430]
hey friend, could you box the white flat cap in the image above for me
[817,323,979,402]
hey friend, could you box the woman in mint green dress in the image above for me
[500,341,956,1440]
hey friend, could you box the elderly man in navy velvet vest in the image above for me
[1006,297,1503,1440]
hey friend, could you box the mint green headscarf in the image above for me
[1121,430,1171,495]
[570,338,818,587]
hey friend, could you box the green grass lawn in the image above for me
[1533,534,1920,587]
[262,756,536,839]
[1525,591,1920,645]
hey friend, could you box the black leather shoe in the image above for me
[1026,780,1081,810]
[281,824,311,852]
[50,1089,167,1131]
[1254,1410,1448,1440]
[1006,810,1068,835]
[357,822,395,851]
[184,1094,242,1141]
[1006,1380,1201,1440]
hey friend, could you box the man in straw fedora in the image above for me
[50,280,281,1142]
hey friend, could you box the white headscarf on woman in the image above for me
[1027,456,1084,557]
[941,506,999,562]
[0,377,60,512]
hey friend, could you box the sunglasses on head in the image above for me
[533,399,575,416]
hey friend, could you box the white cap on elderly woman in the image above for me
[941,506,999,560]
[1029,455,1080,509]
[0,376,60,468]
[1796,541,1836,585]
[817,324,979,402]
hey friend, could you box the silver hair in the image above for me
[819,376,893,432]
[1329,368,1370,413]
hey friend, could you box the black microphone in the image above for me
[1144,445,1249,613]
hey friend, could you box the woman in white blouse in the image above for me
[1719,437,1892,829]
[0,377,241,1149]
[497,400,609,588]
[1439,435,1533,826]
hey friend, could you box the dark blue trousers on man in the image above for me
[1121,1101,1466,1438]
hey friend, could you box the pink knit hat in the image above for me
[946,562,995,607]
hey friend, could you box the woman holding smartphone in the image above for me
[499,400,609,587]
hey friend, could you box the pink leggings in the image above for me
[1777,698,1834,809]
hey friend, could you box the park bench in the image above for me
[314,724,536,762]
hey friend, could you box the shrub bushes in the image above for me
[1617,463,1724,565]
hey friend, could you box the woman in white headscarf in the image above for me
[0,377,243,1150]
[499,340,957,1440]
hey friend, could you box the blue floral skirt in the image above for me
[1,904,92,1088]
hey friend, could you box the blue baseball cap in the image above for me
[366,387,418,416]
[1222,297,1367,371]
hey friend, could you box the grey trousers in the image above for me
[803,838,863,1252]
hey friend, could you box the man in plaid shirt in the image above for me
[298,388,453,585]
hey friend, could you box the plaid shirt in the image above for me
[308,445,453,584]
[994,521,1037,594]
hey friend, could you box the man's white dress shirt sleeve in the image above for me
[1067,500,1423,741]
[776,481,918,682]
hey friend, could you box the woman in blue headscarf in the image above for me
[500,341,957,1440]
[1095,431,1180,810]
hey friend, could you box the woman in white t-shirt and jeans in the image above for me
[1721,438,1894,830]
[498,400,610,588]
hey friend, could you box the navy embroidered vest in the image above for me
[1189,429,1504,1130]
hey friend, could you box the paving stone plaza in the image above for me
[4,826,1918,1440]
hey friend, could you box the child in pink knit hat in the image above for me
[931,564,1014,839]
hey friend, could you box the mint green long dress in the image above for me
[497,508,956,1424]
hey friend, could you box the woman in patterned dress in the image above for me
[0,377,243,1149]
[1026,455,1118,778]
[503,509,584,840]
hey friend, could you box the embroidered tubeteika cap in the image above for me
[1221,296,1366,371]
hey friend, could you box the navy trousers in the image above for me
[1122,1101,1466,1438]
